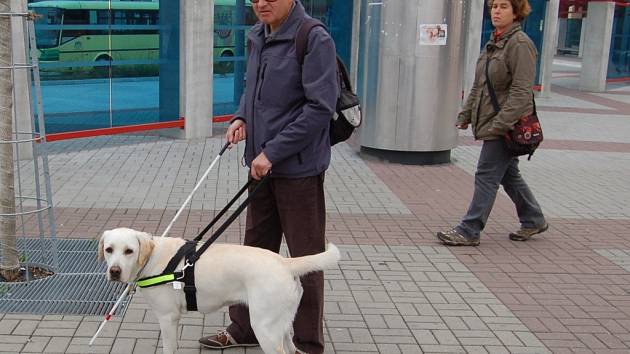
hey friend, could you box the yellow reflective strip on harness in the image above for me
[136,274,176,288]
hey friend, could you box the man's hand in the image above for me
[251,152,272,180]
[226,120,246,145]
[456,123,469,130]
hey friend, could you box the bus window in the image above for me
[97,10,110,25]
[63,10,90,25]
[33,7,62,49]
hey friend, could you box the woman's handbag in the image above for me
[485,57,543,160]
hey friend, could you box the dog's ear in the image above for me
[97,231,107,262]
[136,231,155,267]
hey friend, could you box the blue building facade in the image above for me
[609,5,630,79]
[26,0,630,137]
[28,0,354,135]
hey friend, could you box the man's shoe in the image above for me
[437,228,480,246]
[199,329,258,349]
[509,222,549,241]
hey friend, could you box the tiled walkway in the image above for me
[2,59,630,353]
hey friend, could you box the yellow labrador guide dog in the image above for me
[98,227,340,354]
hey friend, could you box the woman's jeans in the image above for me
[458,139,545,238]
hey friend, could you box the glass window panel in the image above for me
[212,0,256,117]
[29,0,177,134]
[608,7,630,79]
[211,0,354,118]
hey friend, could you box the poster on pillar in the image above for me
[418,24,448,45]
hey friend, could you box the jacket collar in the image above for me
[487,22,522,49]
[248,0,307,46]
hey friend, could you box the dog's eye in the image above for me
[105,247,113,254]
[124,249,134,255]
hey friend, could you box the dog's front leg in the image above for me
[158,315,180,354]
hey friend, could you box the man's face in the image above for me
[253,0,294,31]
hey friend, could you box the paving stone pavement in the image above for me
[2,60,630,353]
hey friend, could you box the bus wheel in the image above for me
[215,51,234,75]
[94,56,112,78]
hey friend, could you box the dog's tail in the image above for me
[284,243,341,277]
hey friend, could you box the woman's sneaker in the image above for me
[198,329,258,349]
[437,228,480,246]
[509,223,549,241]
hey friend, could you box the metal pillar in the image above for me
[0,11,59,276]
[359,0,466,165]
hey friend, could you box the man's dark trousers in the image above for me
[227,173,326,354]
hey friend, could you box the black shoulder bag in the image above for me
[485,56,543,160]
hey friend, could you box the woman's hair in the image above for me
[487,0,532,22]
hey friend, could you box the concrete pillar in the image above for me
[350,0,361,88]
[539,0,559,97]
[579,1,614,92]
[463,0,484,99]
[578,18,586,58]
[11,0,33,160]
[180,0,213,139]
[557,18,567,52]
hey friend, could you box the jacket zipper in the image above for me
[250,43,266,165]
[256,63,267,101]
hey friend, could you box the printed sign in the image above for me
[419,24,447,46]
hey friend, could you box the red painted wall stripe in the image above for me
[607,77,630,83]
[45,115,236,142]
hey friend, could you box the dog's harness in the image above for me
[136,175,270,311]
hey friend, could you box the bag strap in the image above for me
[296,18,325,66]
[484,29,537,116]
[484,55,537,116]
[485,56,501,114]
[296,19,352,94]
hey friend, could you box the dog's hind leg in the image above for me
[251,315,292,354]
[157,315,180,354]
[251,328,286,354]
[283,330,296,354]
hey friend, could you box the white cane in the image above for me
[90,141,231,346]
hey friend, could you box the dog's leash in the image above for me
[90,141,232,346]
[134,174,270,313]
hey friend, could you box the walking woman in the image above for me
[437,0,547,246]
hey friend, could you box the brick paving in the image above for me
[2,59,630,353]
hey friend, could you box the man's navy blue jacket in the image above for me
[234,1,339,178]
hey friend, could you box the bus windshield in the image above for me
[33,7,62,48]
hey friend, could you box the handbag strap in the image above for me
[485,56,501,114]
[484,55,537,116]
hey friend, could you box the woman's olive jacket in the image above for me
[457,22,537,140]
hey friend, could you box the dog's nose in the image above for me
[109,266,121,280]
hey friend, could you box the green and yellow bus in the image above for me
[28,0,254,78]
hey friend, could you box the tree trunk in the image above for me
[0,0,20,282]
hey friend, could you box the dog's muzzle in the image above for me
[109,266,122,281]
